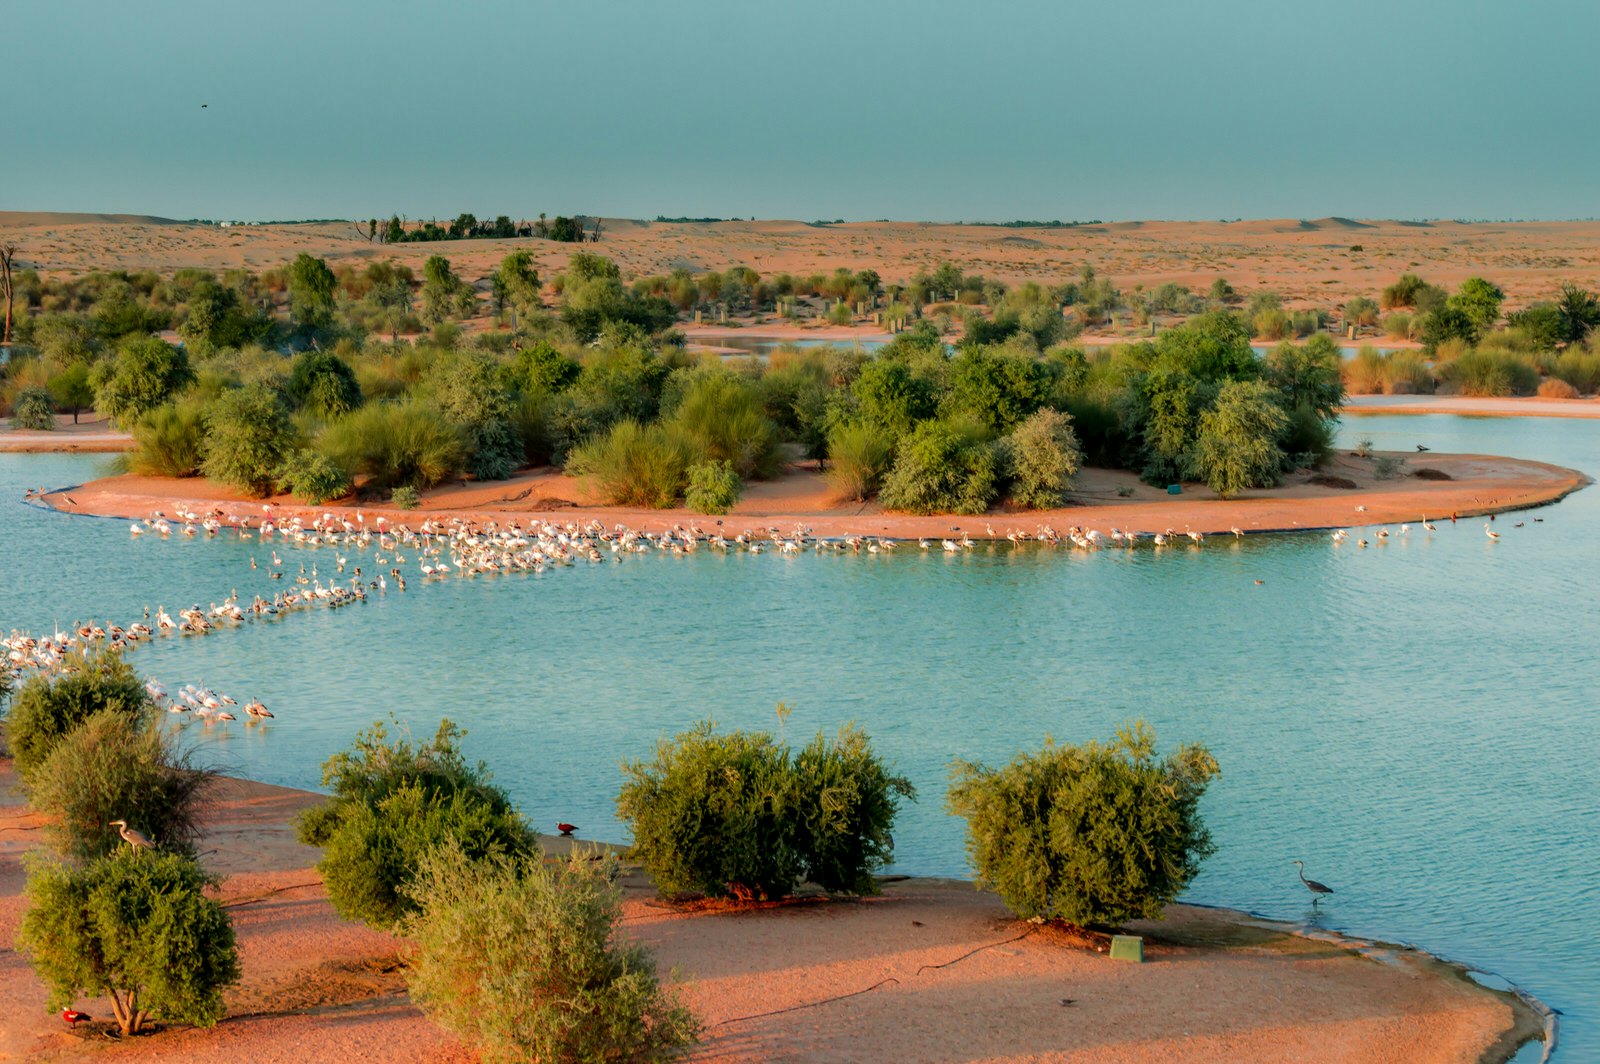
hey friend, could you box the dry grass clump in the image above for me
[1537,377,1580,399]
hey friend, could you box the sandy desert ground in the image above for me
[0,763,1541,1064]
[4,213,1600,312]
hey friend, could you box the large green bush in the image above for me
[201,384,294,497]
[668,372,782,479]
[879,419,1002,515]
[1006,408,1082,509]
[298,719,536,929]
[128,400,209,477]
[617,721,912,900]
[92,336,194,427]
[1438,349,1540,397]
[29,709,214,861]
[286,349,363,416]
[567,419,697,508]
[403,846,700,1064]
[19,849,240,1035]
[4,649,152,782]
[791,725,916,895]
[824,419,895,502]
[320,781,538,929]
[319,400,468,491]
[947,722,1220,928]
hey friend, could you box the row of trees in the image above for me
[373,212,599,244]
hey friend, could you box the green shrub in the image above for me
[1439,350,1540,397]
[1383,351,1435,394]
[1372,454,1407,480]
[403,846,700,1064]
[669,372,782,479]
[684,460,742,514]
[299,718,536,929]
[1344,296,1381,326]
[1253,307,1290,340]
[4,650,151,783]
[201,384,294,497]
[11,386,55,430]
[1185,379,1288,497]
[617,721,911,901]
[391,484,421,509]
[618,724,797,900]
[277,447,352,504]
[128,401,209,477]
[1006,408,1082,509]
[1281,404,1336,467]
[29,709,214,861]
[880,420,1002,515]
[286,349,363,416]
[824,420,895,502]
[92,336,194,427]
[790,726,916,895]
[827,301,853,325]
[1552,348,1600,394]
[319,782,537,929]
[1341,347,1386,395]
[18,849,240,1035]
[567,419,697,508]
[947,722,1220,928]
[319,400,468,491]
[1382,312,1415,340]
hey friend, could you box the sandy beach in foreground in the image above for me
[0,763,1544,1063]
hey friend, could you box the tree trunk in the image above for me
[0,245,15,346]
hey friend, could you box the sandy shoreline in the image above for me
[0,763,1545,1062]
[25,448,1590,544]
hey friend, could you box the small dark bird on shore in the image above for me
[61,1008,92,1027]
[1060,998,1076,1007]
[1293,860,1334,905]
[557,822,578,837]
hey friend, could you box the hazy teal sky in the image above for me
[12,0,1598,221]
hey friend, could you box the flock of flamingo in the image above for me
[6,497,1526,731]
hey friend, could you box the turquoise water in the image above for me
[2,415,1595,1058]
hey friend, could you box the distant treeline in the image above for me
[652,216,748,224]
[365,214,601,244]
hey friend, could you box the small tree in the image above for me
[791,725,916,895]
[0,242,16,345]
[11,386,55,430]
[403,846,700,1064]
[92,337,194,427]
[287,252,337,332]
[19,849,240,1035]
[201,385,294,497]
[1186,379,1289,498]
[277,447,352,503]
[824,419,895,502]
[948,722,1220,927]
[48,362,95,423]
[1006,408,1082,509]
[1448,277,1504,331]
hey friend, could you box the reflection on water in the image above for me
[1,414,1595,1057]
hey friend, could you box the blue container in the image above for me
[1166,484,1182,495]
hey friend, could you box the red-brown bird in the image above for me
[61,1008,92,1027]
[557,822,578,837]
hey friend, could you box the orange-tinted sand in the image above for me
[0,764,1539,1063]
[36,450,1588,542]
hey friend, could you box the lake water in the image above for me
[2,414,1595,1059]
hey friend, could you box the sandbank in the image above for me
[0,763,1543,1062]
[0,415,133,454]
[34,450,1589,541]
[1346,394,1600,419]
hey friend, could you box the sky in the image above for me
[10,0,1600,222]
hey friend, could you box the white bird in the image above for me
[1485,524,1500,540]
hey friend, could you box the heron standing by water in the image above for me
[1292,860,1334,905]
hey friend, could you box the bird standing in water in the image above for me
[1292,860,1334,905]
[557,822,578,837]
